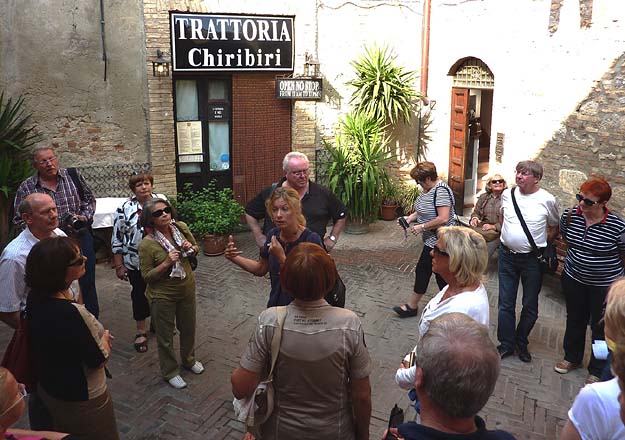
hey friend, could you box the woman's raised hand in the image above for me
[164,250,180,266]
[269,235,286,262]
[225,235,241,260]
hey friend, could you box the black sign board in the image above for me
[208,104,229,120]
[171,13,294,72]
[276,78,323,100]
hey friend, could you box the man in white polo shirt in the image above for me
[0,192,80,430]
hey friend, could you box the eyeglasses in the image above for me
[151,206,172,218]
[37,157,57,166]
[0,383,27,417]
[432,245,449,257]
[575,194,600,206]
[289,169,309,177]
[490,179,505,184]
[68,250,86,267]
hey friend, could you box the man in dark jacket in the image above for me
[385,313,516,440]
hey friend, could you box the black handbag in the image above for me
[325,275,346,308]
[510,188,559,274]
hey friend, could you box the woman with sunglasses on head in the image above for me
[469,174,507,242]
[555,177,625,384]
[0,367,75,440]
[395,226,490,390]
[393,161,456,318]
[138,199,202,390]
[25,237,118,440]
[225,187,323,308]
[111,172,165,353]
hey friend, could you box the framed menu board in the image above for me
[176,121,203,155]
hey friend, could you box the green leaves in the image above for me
[347,45,420,125]
[173,181,244,236]
[323,112,392,224]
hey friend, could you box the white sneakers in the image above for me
[167,362,205,389]
[185,361,205,374]
[168,375,187,389]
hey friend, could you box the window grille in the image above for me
[452,59,494,89]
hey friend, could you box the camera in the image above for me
[59,213,86,230]
[398,216,410,230]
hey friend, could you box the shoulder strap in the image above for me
[67,168,85,201]
[267,306,288,380]
[511,187,539,253]
[563,206,574,242]
[433,184,456,219]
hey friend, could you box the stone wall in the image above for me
[0,0,150,179]
[426,0,625,212]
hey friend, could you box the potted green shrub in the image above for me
[174,181,244,256]
[380,179,401,221]
[397,181,421,216]
[323,112,392,233]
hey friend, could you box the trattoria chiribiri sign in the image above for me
[170,13,294,72]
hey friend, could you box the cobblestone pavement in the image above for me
[3,221,591,439]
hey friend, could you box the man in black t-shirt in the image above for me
[244,152,346,252]
[386,314,517,440]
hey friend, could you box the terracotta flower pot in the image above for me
[201,234,228,256]
[380,204,398,221]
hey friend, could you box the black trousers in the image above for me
[561,272,607,377]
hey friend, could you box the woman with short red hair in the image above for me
[555,177,625,383]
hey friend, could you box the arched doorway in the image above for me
[447,57,494,215]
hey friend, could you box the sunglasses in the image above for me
[0,384,27,417]
[151,206,172,218]
[575,194,600,206]
[432,245,449,257]
[68,250,86,267]
[490,179,505,184]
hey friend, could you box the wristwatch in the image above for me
[328,235,337,243]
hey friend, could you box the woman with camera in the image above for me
[393,162,456,318]
[225,187,323,307]
[111,172,164,353]
[25,237,118,440]
[231,243,372,440]
[138,199,202,390]
[395,226,490,389]
[554,177,625,384]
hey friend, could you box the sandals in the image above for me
[392,304,419,318]
[134,333,148,353]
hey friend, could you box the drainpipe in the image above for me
[420,0,431,104]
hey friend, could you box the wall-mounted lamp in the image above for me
[303,52,320,78]
[152,49,170,78]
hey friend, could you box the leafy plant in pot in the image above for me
[380,179,402,221]
[173,181,244,256]
[323,112,392,233]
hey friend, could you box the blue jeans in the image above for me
[497,246,543,350]
[77,228,99,318]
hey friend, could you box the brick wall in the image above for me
[231,74,291,204]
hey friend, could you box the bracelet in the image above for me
[421,224,426,232]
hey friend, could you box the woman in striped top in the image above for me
[555,177,625,383]
[393,162,456,318]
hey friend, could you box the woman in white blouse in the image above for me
[395,226,490,389]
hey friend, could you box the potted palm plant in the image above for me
[323,112,392,233]
[174,181,244,256]
[0,92,39,249]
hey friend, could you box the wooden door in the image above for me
[448,88,469,213]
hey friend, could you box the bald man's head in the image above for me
[20,193,59,235]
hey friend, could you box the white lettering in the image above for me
[279,22,291,41]
[216,18,229,40]
[230,19,242,40]
[225,53,235,67]
[243,20,257,41]
[190,19,204,40]
[188,48,201,67]
[275,48,281,66]
[176,18,189,40]
[258,20,270,41]
[206,20,218,40]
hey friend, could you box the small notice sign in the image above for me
[276,78,322,100]
[177,121,203,155]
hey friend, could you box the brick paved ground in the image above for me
[3,221,592,439]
